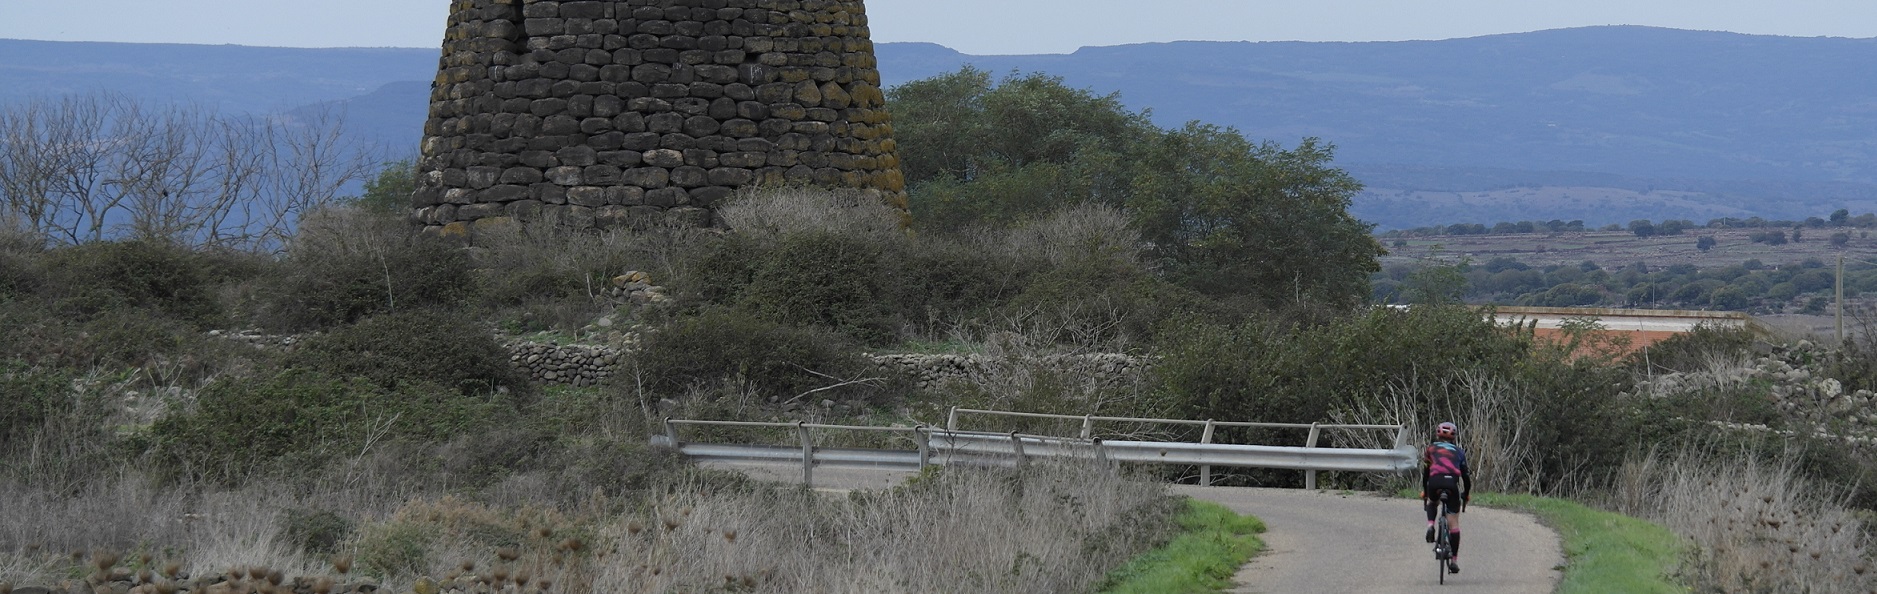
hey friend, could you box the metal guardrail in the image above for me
[654,409,1418,489]
[945,407,1413,488]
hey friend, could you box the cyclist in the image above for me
[1421,421,1472,574]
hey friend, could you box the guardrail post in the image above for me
[915,425,931,468]
[797,421,813,487]
[1304,422,1321,490]
[1200,419,1216,487]
[1093,437,1108,465]
[1009,431,1026,467]
[1080,415,1093,440]
[947,406,959,431]
[663,417,679,446]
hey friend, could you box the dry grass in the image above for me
[0,456,1175,594]
[593,462,1174,594]
[1607,446,1877,593]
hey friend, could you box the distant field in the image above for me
[1382,228,1875,270]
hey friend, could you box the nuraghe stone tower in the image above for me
[414,0,904,234]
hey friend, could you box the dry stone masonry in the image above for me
[509,341,623,386]
[415,0,905,234]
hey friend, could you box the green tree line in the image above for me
[1376,257,1877,312]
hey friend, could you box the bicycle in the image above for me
[1432,491,1454,584]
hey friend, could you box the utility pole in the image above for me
[1837,252,1845,344]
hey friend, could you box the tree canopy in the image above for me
[887,67,1382,309]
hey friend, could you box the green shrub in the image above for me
[150,367,512,482]
[354,521,432,578]
[263,208,475,331]
[738,230,899,344]
[628,308,879,403]
[150,370,384,479]
[540,440,692,498]
[1000,258,1199,350]
[1629,324,1761,374]
[431,425,556,487]
[0,360,75,446]
[282,508,354,555]
[1154,304,1529,425]
[671,232,763,308]
[288,309,528,397]
[677,229,903,345]
[0,298,205,370]
[468,217,645,308]
[892,236,1035,329]
[38,239,223,327]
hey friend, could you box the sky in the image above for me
[1,0,1875,54]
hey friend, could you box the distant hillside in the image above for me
[0,39,434,113]
[5,27,1876,229]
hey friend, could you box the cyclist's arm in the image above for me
[1459,455,1473,507]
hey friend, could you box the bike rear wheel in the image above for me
[1435,512,1451,584]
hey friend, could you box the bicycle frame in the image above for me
[1433,492,1454,584]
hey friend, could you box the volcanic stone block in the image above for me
[418,0,903,234]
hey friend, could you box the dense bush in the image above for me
[262,208,475,331]
[35,239,225,326]
[1630,324,1762,374]
[739,231,899,343]
[1154,305,1530,426]
[0,360,75,447]
[288,309,529,397]
[627,308,880,403]
[149,367,514,482]
[0,298,208,370]
[468,217,646,310]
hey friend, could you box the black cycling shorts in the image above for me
[1425,475,1463,515]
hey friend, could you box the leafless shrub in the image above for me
[0,92,378,251]
[715,187,904,245]
[1333,370,1543,493]
[1608,445,1876,593]
[1003,202,1142,268]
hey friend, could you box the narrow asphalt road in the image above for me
[1173,486,1563,594]
[706,463,1564,593]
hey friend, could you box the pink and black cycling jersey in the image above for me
[1424,442,1468,478]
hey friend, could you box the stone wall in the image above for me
[502,341,1152,390]
[867,353,1152,391]
[415,0,905,235]
[508,341,624,386]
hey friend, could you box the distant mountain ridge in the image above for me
[4,27,1874,229]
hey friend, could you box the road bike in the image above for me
[1432,492,1454,584]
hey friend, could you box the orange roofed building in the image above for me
[1481,306,1765,356]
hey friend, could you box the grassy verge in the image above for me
[1097,498,1266,594]
[1473,493,1683,594]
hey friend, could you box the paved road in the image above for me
[706,463,1563,593]
[1173,486,1562,594]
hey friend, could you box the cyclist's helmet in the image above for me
[1436,422,1458,440]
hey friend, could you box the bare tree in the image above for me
[0,92,381,251]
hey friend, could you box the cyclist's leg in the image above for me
[1442,493,1462,565]
[1424,494,1438,542]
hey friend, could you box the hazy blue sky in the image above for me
[2,0,1874,54]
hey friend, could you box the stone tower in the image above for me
[414,0,904,234]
